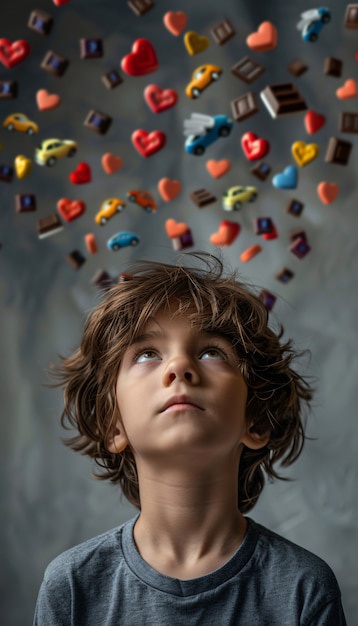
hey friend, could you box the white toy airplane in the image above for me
[182,113,214,137]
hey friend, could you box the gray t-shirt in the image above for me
[33,514,346,625]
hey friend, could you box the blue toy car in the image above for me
[183,113,233,156]
[297,7,331,42]
[107,231,140,251]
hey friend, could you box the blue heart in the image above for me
[272,165,298,189]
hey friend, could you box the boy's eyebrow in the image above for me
[128,329,233,347]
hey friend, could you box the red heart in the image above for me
[53,0,71,5]
[69,162,92,184]
[144,84,178,113]
[241,132,270,161]
[210,221,240,246]
[131,129,166,157]
[0,39,30,68]
[57,199,86,222]
[121,38,158,76]
[304,110,326,134]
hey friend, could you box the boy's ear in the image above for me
[106,415,130,454]
[241,423,271,450]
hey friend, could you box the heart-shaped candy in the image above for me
[165,219,189,238]
[304,110,326,134]
[163,11,187,36]
[206,159,231,178]
[101,153,123,174]
[132,129,166,157]
[272,166,298,189]
[210,221,240,246]
[291,141,319,167]
[246,22,277,51]
[57,198,86,222]
[184,31,210,55]
[336,79,357,100]
[69,162,91,184]
[241,132,270,161]
[121,38,158,76]
[317,182,339,204]
[36,89,61,111]
[158,178,181,201]
[15,155,32,179]
[144,84,178,113]
[52,0,71,5]
[0,38,30,68]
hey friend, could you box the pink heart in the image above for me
[144,84,178,113]
[158,178,181,201]
[163,11,188,36]
[36,89,61,111]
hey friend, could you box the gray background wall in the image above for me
[1,0,357,623]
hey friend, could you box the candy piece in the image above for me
[290,229,307,243]
[85,234,98,254]
[286,199,304,217]
[36,89,61,111]
[172,230,194,251]
[0,39,30,68]
[37,214,63,238]
[231,93,258,122]
[128,0,154,16]
[91,270,115,291]
[84,109,112,134]
[15,155,32,179]
[184,32,210,55]
[206,159,231,178]
[144,84,178,113]
[0,80,17,99]
[231,56,265,83]
[28,10,53,35]
[317,182,339,204]
[80,38,103,59]
[67,251,86,269]
[336,79,357,99]
[251,162,271,181]
[262,224,278,240]
[260,290,277,311]
[41,50,69,76]
[121,38,158,76]
[287,60,308,77]
[0,164,14,182]
[291,141,319,167]
[254,217,273,235]
[57,198,86,222]
[324,137,352,165]
[339,112,358,133]
[272,166,298,190]
[344,4,358,28]
[165,219,189,238]
[131,129,166,157]
[52,0,71,5]
[210,221,240,246]
[163,11,187,36]
[15,194,36,212]
[289,237,311,259]
[158,178,181,201]
[276,268,294,283]
[304,110,326,134]
[101,153,123,174]
[323,57,342,77]
[69,162,91,184]
[241,132,269,161]
[246,22,277,51]
[190,188,217,207]
[240,244,262,263]
[260,83,307,118]
[102,70,123,89]
[210,19,236,45]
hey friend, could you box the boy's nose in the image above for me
[163,355,200,386]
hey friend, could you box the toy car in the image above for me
[35,138,78,166]
[222,186,258,211]
[95,198,126,225]
[3,113,38,135]
[184,113,233,156]
[185,64,222,99]
[126,190,157,213]
[296,7,331,42]
[107,231,140,251]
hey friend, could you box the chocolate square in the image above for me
[172,230,194,251]
[66,250,86,269]
[0,80,17,99]
[231,56,265,84]
[324,137,352,165]
[287,60,308,77]
[127,0,154,16]
[251,162,271,181]
[289,237,311,259]
[190,189,217,208]
[102,69,123,89]
[37,214,63,239]
[254,217,273,235]
[275,268,294,284]
[286,199,304,217]
[41,50,69,77]
[211,19,236,45]
[260,83,307,118]
[259,290,277,311]
[28,9,53,35]
[0,164,14,183]
[91,270,115,290]
[84,109,112,134]
[290,229,307,243]
[15,194,36,212]
[323,57,342,77]
[231,92,258,122]
[344,4,358,28]
[80,38,103,59]
[339,112,358,133]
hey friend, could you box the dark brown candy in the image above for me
[231,92,258,122]
[190,189,217,208]
[37,214,63,239]
[0,164,14,182]
[0,80,17,99]
[344,4,358,28]
[287,60,308,77]
[84,109,112,134]
[260,83,307,118]
[211,19,236,45]
[66,251,86,269]
[15,194,36,212]
[339,112,358,133]
[289,237,311,259]
[102,70,123,89]
[127,0,154,16]
[324,137,352,165]
[28,9,53,35]
[231,56,265,84]
[80,38,103,59]
[91,270,116,290]
[323,57,342,77]
[286,199,304,217]
[275,268,294,284]
[41,51,69,77]
[251,162,271,181]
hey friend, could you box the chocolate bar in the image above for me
[15,194,36,212]
[275,268,294,284]
[127,0,154,16]
[324,137,352,165]
[231,56,265,84]
[172,230,194,251]
[41,51,69,77]
[190,189,217,208]
[0,164,14,182]
[211,19,236,45]
[28,9,53,35]
[102,70,123,90]
[37,214,63,239]
[231,92,258,122]
[66,251,86,269]
[339,112,358,133]
[344,4,358,28]
[287,60,308,77]
[254,217,273,235]
[80,38,103,59]
[259,290,276,311]
[84,109,112,134]
[260,83,307,118]
[289,237,310,259]
[91,270,116,290]
[323,57,342,77]
[0,80,17,99]
[286,199,304,217]
[251,162,271,181]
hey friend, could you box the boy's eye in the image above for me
[134,349,159,363]
[200,347,226,360]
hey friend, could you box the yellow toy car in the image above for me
[35,138,78,166]
[222,186,258,211]
[95,198,126,225]
[3,113,38,135]
[185,64,222,99]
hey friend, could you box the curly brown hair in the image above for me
[47,251,314,514]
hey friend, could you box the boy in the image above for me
[34,252,346,625]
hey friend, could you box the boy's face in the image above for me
[110,303,268,463]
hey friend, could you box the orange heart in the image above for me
[158,178,181,201]
[57,198,86,222]
[163,11,187,36]
[336,79,357,100]
[246,21,277,51]
[206,159,231,178]
[36,89,61,111]
[317,182,339,204]
[210,221,240,246]
[165,218,189,238]
[101,153,123,174]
